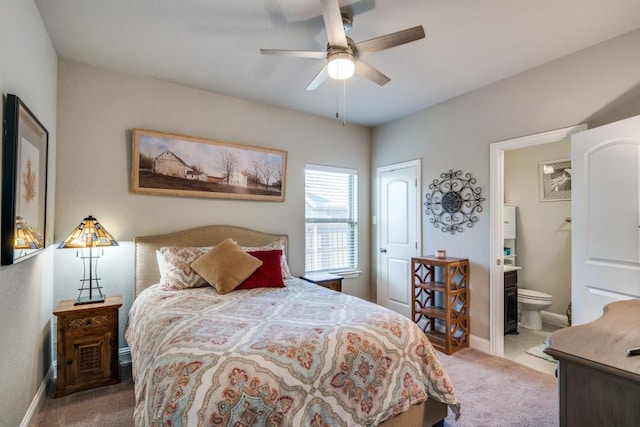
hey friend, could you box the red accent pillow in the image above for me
[237,250,285,289]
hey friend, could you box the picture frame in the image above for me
[1,94,49,265]
[131,129,287,202]
[539,158,571,202]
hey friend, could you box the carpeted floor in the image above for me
[440,349,558,426]
[30,348,557,426]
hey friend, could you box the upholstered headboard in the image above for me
[134,225,288,298]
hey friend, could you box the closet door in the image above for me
[572,115,640,325]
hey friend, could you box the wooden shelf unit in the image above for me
[412,256,469,354]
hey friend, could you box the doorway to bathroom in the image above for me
[488,125,586,366]
[502,139,572,373]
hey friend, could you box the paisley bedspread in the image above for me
[126,278,459,426]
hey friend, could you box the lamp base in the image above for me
[74,295,106,305]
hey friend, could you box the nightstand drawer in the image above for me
[317,279,341,292]
[300,272,343,292]
[65,311,115,331]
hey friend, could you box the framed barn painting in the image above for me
[131,129,287,202]
[1,94,49,265]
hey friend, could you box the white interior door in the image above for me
[377,160,421,318]
[572,115,640,325]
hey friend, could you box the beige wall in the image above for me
[505,140,571,316]
[0,0,58,425]
[372,28,640,340]
[53,60,372,347]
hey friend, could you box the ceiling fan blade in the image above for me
[260,49,327,59]
[356,25,425,57]
[320,0,348,48]
[355,59,391,86]
[306,65,329,91]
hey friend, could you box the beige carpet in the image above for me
[30,349,557,427]
[440,349,558,426]
[30,379,135,427]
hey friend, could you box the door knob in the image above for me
[380,248,387,253]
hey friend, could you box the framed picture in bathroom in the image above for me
[539,158,571,202]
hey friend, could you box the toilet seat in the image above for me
[518,288,552,301]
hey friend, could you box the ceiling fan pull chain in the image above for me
[342,79,347,127]
[336,82,340,120]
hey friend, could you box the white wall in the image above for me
[372,28,640,340]
[505,140,571,316]
[0,0,57,425]
[54,60,372,347]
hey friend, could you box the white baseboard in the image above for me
[541,310,569,328]
[20,364,54,427]
[470,334,490,354]
[119,346,131,363]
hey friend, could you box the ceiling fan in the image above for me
[260,0,425,90]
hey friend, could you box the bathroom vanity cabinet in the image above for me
[504,269,518,335]
[411,256,469,355]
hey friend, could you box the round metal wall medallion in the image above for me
[424,169,485,234]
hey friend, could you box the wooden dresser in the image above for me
[54,295,122,397]
[544,299,640,426]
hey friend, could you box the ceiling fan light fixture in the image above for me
[327,51,355,80]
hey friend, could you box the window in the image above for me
[305,165,358,273]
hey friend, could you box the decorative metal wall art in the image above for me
[424,169,484,234]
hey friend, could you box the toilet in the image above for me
[518,288,553,330]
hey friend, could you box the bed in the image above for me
[126,225,460,426]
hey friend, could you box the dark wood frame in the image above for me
[1,94,49,265]
[131,128,287,202]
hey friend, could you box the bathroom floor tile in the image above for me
[503,323,559,375]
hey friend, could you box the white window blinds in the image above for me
[305,165,358,273]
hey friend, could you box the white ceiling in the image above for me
[35,0,640,127]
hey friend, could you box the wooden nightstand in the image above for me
[301,272,343,292]
[53,295,122,397]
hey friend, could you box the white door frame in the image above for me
[376,159,422,306]
[489,125,586,356]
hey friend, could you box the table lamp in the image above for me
[14,216,44,257]
[58,215,118,305]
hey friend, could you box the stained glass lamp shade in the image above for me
[58,215,118,305]
[15,216,44,251]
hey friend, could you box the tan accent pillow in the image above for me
[191,238,263,294]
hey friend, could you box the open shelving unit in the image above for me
[412,255,469,354]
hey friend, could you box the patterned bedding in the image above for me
[126,278,460,426]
